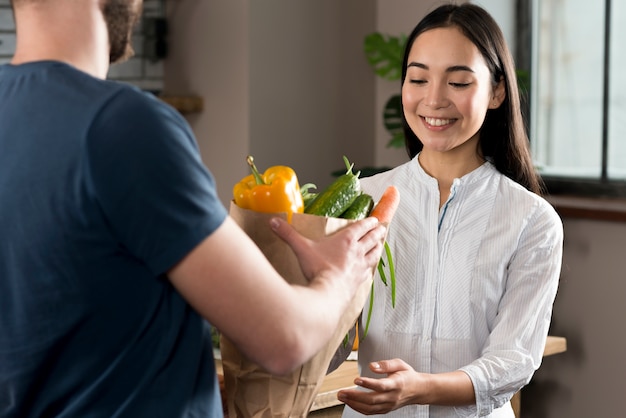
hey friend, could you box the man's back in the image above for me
[0,61,227,417]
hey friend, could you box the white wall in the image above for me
[247,0,376,191]
[165,0,376,206]
[164,0,250,207]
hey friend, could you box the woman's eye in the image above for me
[409,79,427,85]
[449,82,471,88]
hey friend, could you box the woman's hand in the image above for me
[337,358,421,414]
[337,359,475,415]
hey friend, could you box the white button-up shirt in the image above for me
[343,157,563,418]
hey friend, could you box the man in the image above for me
[0,0,386,416]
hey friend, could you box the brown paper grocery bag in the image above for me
[221,202,372,418]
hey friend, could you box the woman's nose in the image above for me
[424,83,448,108]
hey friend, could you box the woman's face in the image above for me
[402,27,504,157]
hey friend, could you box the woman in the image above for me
[337,4,563,417]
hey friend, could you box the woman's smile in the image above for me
[422,116,456,128]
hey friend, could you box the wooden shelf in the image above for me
[159,95,204,114]
[547,195,626,222]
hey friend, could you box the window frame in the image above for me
[522,0,626,198]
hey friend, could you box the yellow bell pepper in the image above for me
[233,156,304,222]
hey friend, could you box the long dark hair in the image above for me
[402,3,543,194]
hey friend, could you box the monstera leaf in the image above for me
[364,32,407,148]
[364,33,406,82]
[383,94,404,148]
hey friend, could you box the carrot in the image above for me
[370,185,400,224]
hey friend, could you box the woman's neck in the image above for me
[418,146,485,208]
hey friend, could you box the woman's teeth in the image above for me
[424,117,452,126]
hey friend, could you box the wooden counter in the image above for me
[541,335,568,357]
[312,336,567,414]
[217,336,566,417]
[310,361,358,411]
[511,336,567,417]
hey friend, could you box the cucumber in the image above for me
[305,156,361,217]
[341,193,374,220]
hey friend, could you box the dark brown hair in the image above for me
[402,3,543,194]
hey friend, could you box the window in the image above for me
[528,0,626,197]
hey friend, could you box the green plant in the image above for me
[363,32,407,149]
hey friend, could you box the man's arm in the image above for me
[168,216,385,375]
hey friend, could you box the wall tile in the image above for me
[0,7,14,31]
[0,33,15,55]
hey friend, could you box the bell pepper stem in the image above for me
[246,155,266,185]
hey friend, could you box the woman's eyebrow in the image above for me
[407,62,475,73]
[446,65,474,73]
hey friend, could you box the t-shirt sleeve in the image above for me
[85,88,228,276]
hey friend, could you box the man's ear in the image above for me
[489,77,506,109]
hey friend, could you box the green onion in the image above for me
[362,240,396,339]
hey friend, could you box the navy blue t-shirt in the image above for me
[0,61,228,417]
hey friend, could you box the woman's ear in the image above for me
[489,77,506,109]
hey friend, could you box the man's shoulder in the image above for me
[96,80,181,125]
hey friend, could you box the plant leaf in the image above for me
[377,258,388,286]
[362,280,375,339]
[383,94,405,148]
[383,95,403,131]
[364,33,407,81]
[387,133,405,149]
[384,241,396,308]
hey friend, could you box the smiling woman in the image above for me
[399,6,541,197]
[338,4,563,418]
[402,27,505,174]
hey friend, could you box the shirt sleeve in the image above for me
[460,198,563,416]
[84,88,228,276]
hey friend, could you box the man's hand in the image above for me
[270,216,386,288]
